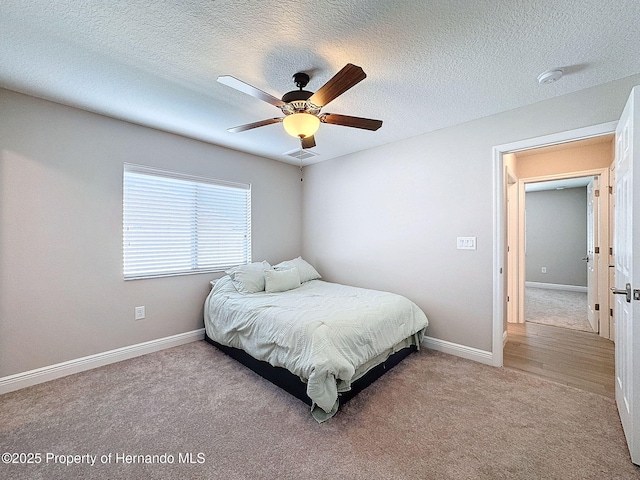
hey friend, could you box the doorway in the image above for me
[494,88,640,464]
[523,176,596,334]
[493,126,616,395]
[506,137,614,338]
[491,121,617,368]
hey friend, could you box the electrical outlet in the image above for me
[134,306,146,320]
[541,267,547,274]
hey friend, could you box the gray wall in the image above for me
[525,188,587,286]
[0,89,302,377]
[303,74,640,352]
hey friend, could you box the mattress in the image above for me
[204,275,428,421]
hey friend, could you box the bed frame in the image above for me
[204,334,417,407]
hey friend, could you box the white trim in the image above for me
[124,163,250,190]
[423,336,494,366]
[0,329,205,395]
[492,121,617,368]
[520,169,607,185]
[492,138,505,366]
[525,281,588,293]
[493,121,618,154]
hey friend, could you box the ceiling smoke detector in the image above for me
[537,69,563,85]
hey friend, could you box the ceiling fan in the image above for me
[217,64,383,149]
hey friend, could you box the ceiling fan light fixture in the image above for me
[218,63,383,147]
[283,113,320,138]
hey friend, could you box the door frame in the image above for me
[587,176,600,333]
[514,169,609,333]
[492,121,617,366]
[506,167,519,327]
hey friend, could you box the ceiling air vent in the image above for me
[284,149,318,161]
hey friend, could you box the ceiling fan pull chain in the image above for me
[299,152,303,182]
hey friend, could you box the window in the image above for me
[123,164,251,279]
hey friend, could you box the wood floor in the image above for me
[504,321,615,398]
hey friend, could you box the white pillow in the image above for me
[265,267,301,293]
[225,260,271,293]
[273,257,321,283]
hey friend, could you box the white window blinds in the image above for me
[123,164,251,279]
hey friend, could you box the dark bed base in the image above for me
[204,334,417,407]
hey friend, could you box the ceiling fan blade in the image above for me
[321,113,382,131]
[217,75,286,108]
[301,135,316,149]
[227,117,283,133]
[308,64,367,107]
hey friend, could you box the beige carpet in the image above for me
[1,341,638,479]
[525,286,593,332]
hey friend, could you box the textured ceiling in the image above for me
[1,1,640,165]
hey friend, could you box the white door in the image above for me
[586,177,599,333]
[613,86,640,465]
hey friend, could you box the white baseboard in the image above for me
[0,328,205,395]
[503,329,508,346]
[423,336,494,366]
[3,329,496,394]
[525,281,587,293]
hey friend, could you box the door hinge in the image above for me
[610,308,614,317]
[507,295,510,302]
[595,247,600,254]
[595,303,600,311]
[610,247,613,255]
[609,186,613,194]
[595,189,600,197]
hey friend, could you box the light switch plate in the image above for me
[457,237,477,250]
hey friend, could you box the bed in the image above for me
[203,258,428,422]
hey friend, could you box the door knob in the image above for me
[611,283,632,303]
